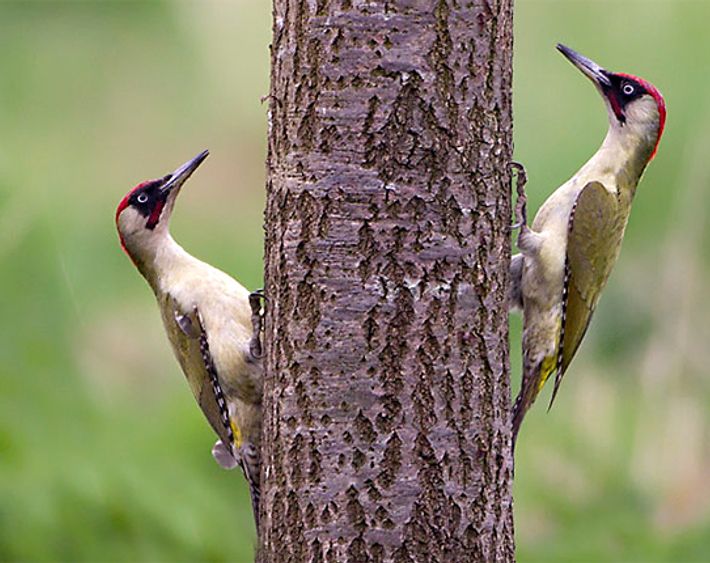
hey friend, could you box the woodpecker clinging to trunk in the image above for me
[510,45,666,445]
[115,150,264,526]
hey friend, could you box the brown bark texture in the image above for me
[260,0,515,561]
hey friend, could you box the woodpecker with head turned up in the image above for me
[510,45,666,445]
[115,150,264,525]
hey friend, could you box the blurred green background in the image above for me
[0,1,707,561]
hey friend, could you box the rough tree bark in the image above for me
[260,0,514,561]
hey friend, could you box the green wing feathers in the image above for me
[549,181,626,406]
[160,294,234,450]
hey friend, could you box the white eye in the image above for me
[137,193,149,203]
[623,84,635,96]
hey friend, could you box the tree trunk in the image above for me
[260,0,515,561]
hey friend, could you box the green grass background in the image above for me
[0,1,708,561]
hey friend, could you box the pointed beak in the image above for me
[557,44,611,88]
[160,149,209,195]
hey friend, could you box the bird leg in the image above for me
[510,161,542,254]
[175,311,196,338]
[509,162,530,310]
[248,289,266,360]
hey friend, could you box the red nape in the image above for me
[618,73,667,160]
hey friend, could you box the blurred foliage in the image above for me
[0,1,707,561]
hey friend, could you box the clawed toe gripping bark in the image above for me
[511,161,528,231]
[248,289,265,360]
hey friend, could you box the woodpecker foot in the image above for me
[174,305,201,339]
[175,311,195,338]
[248,289,265,360]
[511,161,529,231]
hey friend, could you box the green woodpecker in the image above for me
[510,45,666,445]
[115,150,263,524]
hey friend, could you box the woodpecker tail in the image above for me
[512,354,556,448]
[211,439,261,529]
[239,442,261,530]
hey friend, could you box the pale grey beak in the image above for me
[161,149,209,194]
[557,44,611,88]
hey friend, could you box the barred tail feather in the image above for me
[211,439,261,529]
[240,442,261,530]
